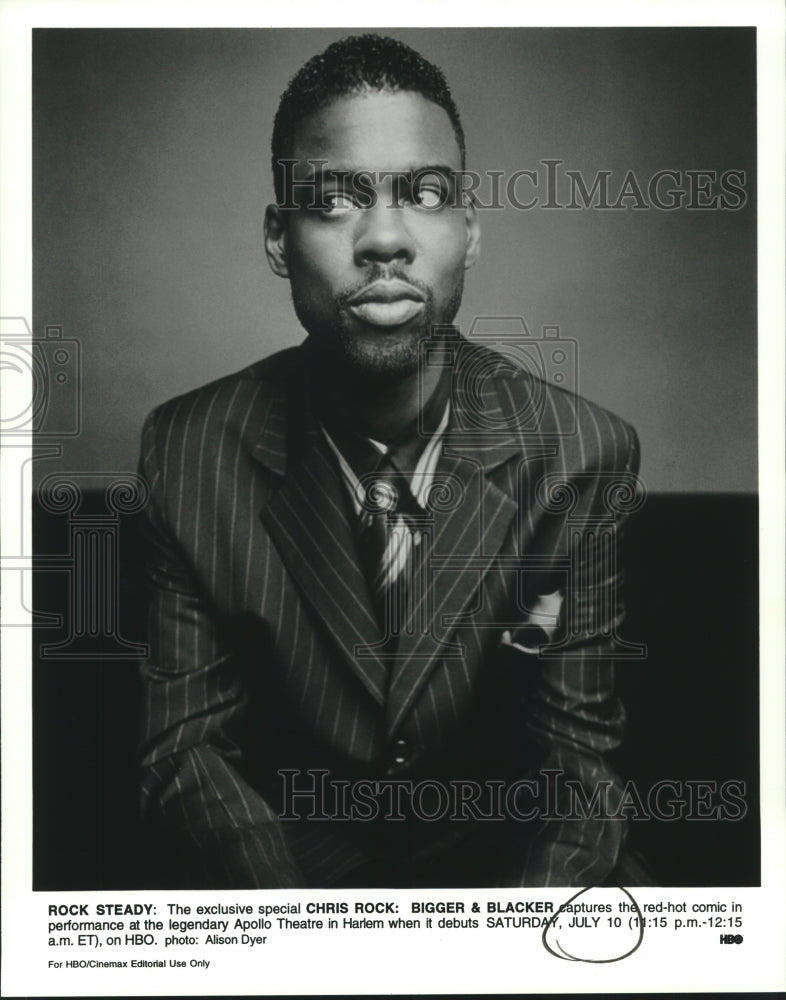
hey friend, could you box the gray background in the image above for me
[33,27,757,492]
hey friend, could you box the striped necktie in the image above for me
[356,451,421,642]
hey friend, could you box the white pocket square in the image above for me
[500,589,563,653]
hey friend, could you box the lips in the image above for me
[347,280,426,328]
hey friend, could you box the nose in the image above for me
[353,199,415,267]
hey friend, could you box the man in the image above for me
[138,34,643,888]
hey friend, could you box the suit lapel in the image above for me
[255,392,389,707]
[383,355,542,736]
[385,444,517,735]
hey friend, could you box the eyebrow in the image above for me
[306,164,460,184]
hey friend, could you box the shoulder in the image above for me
[142,346,301,441]
[140,347,303,489]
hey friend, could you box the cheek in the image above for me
[418,216,469,268]
[288,239,325,278]
[287,220,335,268]
[287,258,335,306]
[287,252,344,321]
[430,246,470,296]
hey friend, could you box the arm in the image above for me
[138,411,307,888]
[508,419,642,887]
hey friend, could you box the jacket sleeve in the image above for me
[506,416,642,887]
[137,410,307,888]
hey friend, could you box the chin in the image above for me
[335,328,424,381]
[295,286,463,382]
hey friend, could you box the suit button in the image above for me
[386,737,414,772]
[392,738,410,765]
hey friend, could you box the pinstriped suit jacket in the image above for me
[138,336,641,888]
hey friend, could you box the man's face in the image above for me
[265,90,480,380]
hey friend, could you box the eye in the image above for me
[408,172,451,210]
[320,192,358,215]
[413,184,446,209]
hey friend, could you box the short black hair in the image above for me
[271,33,466,203]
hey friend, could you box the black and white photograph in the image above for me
[2,3,784,996]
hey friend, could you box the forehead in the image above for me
[288,90,462,175]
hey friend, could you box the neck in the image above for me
[312,340,443,442]
[319,362,442,443]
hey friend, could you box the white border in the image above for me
[2,2,784,996]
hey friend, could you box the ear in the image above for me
[264,204,289,278]
[463,195,481,270]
